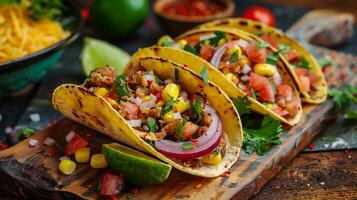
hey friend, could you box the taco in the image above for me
[196,18,328,104]
[52,57,243,177]
[133,27,302,125]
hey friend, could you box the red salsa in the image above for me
[162,0,226,18]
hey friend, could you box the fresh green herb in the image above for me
[328,85,357,108]
[278,44,291,53]
[295,57,310,69]
[190,99,203,122]
[243,116,283,155]
[321,136,334,143]
[0,0,21,5]
[174,68,179,82]
[181,142,193,150]
[114,75,129,97]
[233,96,251,115]
[155,76,164,85]
[161,40,173,47]
[230,50,239,63]
[213,147,221,155]
[250,88,258,100]
[344,109,357,120]
[317,56,333,67]
[30,0,66,20]
[161,97,177,114]
[17,128,35,140]
[184,44,198,55]
[96,179,102,192]
[255,40,271,49]
[147,117,158,133]
[200,66,209,85]
[208,31,227,47]
[266,53,279,65]
[176,119,185,140]
[256,32,265,37]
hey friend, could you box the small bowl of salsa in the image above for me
[154,0,235,35]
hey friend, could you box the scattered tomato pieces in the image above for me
[0,143,9,149]
[308,144,315,150]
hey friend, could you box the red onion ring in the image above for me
[154,105,223,159]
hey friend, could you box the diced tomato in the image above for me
[277,84,293,101]
[286,96,300,117]
[245,42,267,63]
[250,73,275,102]
[260,34,278,48]
[272,106,289,117]
[100,172,124,196]
[107,86,118,100]
[294,68,308,77]
[285,50,300,62]
[64,134,88,156]
[200,45,215,61]
[187,38,199,46]
[299,75,310,92]
[308,72,319,85]
[124,102,139,119]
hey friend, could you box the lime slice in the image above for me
[102,143,172,186]
[81,37,131,76]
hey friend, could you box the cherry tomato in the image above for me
[241,6,276,27]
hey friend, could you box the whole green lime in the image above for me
[90,0,149,37]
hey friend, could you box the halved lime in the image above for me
[80,37,131,76]
[102,143,172,186]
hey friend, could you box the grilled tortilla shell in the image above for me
[52,57,243,177]
[196,18,328,104]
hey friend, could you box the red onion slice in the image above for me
[154,105,223,159]
[273,68,282,85]
[210,43,229,68]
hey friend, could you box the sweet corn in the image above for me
[217,38,226,47]
[254,63,275,77]
[90,154,108,169]
[94,87,108,97]
[141,96,151,102]
[158,35,173,46]
[227,44,242,58]
[240,55,251,66]
[75,148,90,163]
[59,159,76,175]
[178,39,188,49]
[203,151,222,165]
[174,97,190,113]
[163,111,175,123]
[162,83,179,102]
[225,73,239,84]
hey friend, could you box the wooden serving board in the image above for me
[0,10,356,200]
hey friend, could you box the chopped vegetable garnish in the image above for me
[243,116,283,155]
[230,50,239,63]
[28,139,39,147]
[29,113,41,122]
[181,142,193,150]
[59,159,76,175]
[295,57,310,69]
[233,96,251,115]
[190,99,203,122]
[75,147,91,163]
[266,52,279,65]
[30,0,66,20]
[65,131,76,142]
[255,40,271,49]
[200,66,209,85]
[184,44,198,55]
[161,97,177,114]
[147,117,158,133]
[18,128,35,139]
[328,85,357,108]
[91,154,108,169]
[344,109,357,120]
[44,137,56,146]
[317,55,333,67]
[176,119,185,140]
[100,171,124,196]
[64,134,88,156]
[208,31,227,47]
[114,75,128,97]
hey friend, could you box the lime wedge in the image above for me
[81,37,131,76]
[102,143,172,186]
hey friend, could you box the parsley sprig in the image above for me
[114,75,129,97]
[233,96,251,115]
[255,40,271,49]
[30,0,67,20]
[190,99,203,122]
[328,85,357,120]
[161,97,177,114]
[147,117,158,133]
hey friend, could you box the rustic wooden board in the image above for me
[0,10,356,200]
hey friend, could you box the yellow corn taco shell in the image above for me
[52,57,243,177]
[196,18,328,104]
[129,27,303,126]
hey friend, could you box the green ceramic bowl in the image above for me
[0,1,83,97]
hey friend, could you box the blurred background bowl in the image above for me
[154,0,235,36]
[0,0,83,97]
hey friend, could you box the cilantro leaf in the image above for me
[295,57,310,69]
[230,50,239,63]
[30,0,66,20]
[278,44,291,53]
[266,53,279,65]
[0,0,21,5]
[317,56,333,67]
[233,96,251,115]
[114,75,129,97]
[208,31,227,47]
[176,119,185,140]
[190,99,203,122]
[181,142,193,150]
[17,128,35,140]
[328,85,357,108]
[344,109,357,120]
[161,97,177,114]
[184,44,198,55]
[243,116,283,155]
[200,66,209,85]
[255,40,271,49]
[147,117,158,133]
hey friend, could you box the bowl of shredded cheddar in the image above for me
[0,0,82,96]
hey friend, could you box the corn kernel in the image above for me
[174,97,190,113]
[225,73,239,84]
[158,35,173,46]
[90,154,108,169]
[203,40,210,46]
[178,39,188,49]
[254,63,275,77]
[141,96,151,102]
[163,111,174,123]
[94,87,108,97]
[227,44,242,58]
[240,55,251,66]
[59,159,76,175]
[203,151,222,165]
[75,148,90,163]
[162,83,179,102]
[217,38,226,47]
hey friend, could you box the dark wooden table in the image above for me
[0,0,356,199]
